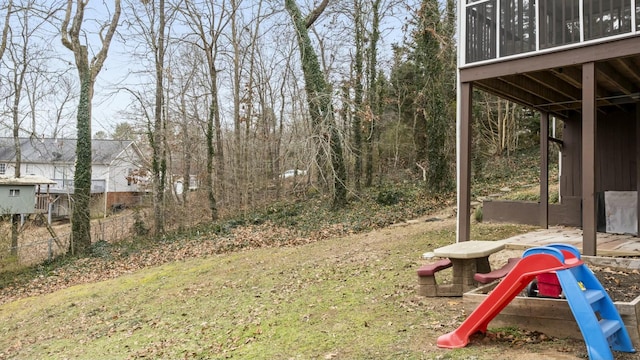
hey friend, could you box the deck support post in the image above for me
[582,62,597,256]
[540,112,549,229]
[457,82,473,243]
[636,103,640,238]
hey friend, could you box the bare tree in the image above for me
[181,0,236,221]
[5,0,58,170]
[285,0,348,209]
[149,0,168,236]
[24,55,51,137]
[61,0,121,255]
[261,25,299,199]
[46,74,77,138]
[3,0,58,255]
[5,7,25,178]
[171,47,199,206]
[229,0,284,210]
[0,0,11,63]
[475,93,521,157]
[230,0,245,209]
[124,0,182,236]
[1,0,14,255]
[352,0,365,190]
[364,0,382,187]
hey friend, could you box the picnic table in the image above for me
[420,241,506,296]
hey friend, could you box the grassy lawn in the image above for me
[0,148,614,359]
[0,218,595,360]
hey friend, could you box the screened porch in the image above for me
[464,0,640,64]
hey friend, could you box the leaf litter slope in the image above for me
[0,214,635,359]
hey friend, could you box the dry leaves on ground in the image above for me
[0,222,350,306]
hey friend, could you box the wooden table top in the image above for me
[433,241,506,259]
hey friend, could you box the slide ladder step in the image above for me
[583,289,605,305]
[557,262,635,359]
[599,319,622,340]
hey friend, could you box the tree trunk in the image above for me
[365,0,381,188]
[0,0,11,63]
[352,0,364,191]
[8,0,22,256]
[10,214,18,257]
[182,0,229,221]
[231,1,243,209]
[285,0,348,209]
[211,99,218,221]
[416,0,453,193]
[11,88,21,256]
[180,91,190,206]
[151,0,167,237]
[61,0,120,255]
[70,72,93,255]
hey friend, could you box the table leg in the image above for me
[430,259,463,296]
[461,259,478,292]
[453,257,491,294]
[433,259,470,296]
[431,256,492,296]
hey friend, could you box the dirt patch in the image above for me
[592,266,640,303]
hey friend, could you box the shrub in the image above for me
[376,188,402,206]
[91,240,112,259]
[474,206,483,223]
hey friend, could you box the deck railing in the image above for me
[463,0,639,64]
[35,194,49,213]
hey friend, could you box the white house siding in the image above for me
[0,138,147,211]
[107,143,145,192]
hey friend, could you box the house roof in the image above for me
[0,137,138,165]
[0,175,56,185]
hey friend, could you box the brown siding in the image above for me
[560,110,637,196]
[596,111,637,191]
[483,200,581,226]
[483,201,540,225]
[561,115,583,197]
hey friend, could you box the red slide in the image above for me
[437,247,582,348]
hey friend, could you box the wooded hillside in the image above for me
[0,0,545,254]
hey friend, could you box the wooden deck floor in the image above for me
[502,227,640,257]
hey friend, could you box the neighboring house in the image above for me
[0,175,56,216]
[455,1,640,255]
[0,137,148,217]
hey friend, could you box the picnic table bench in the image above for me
[473,257,520,284]
[417,241,506,296]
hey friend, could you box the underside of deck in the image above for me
[457,35,640,256]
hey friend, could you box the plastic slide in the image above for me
[437,245,581,348]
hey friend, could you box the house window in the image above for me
[9,189,20,197]
[0,163,6,175]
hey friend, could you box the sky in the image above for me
[0,0,133,138]
[1,0,416,139]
